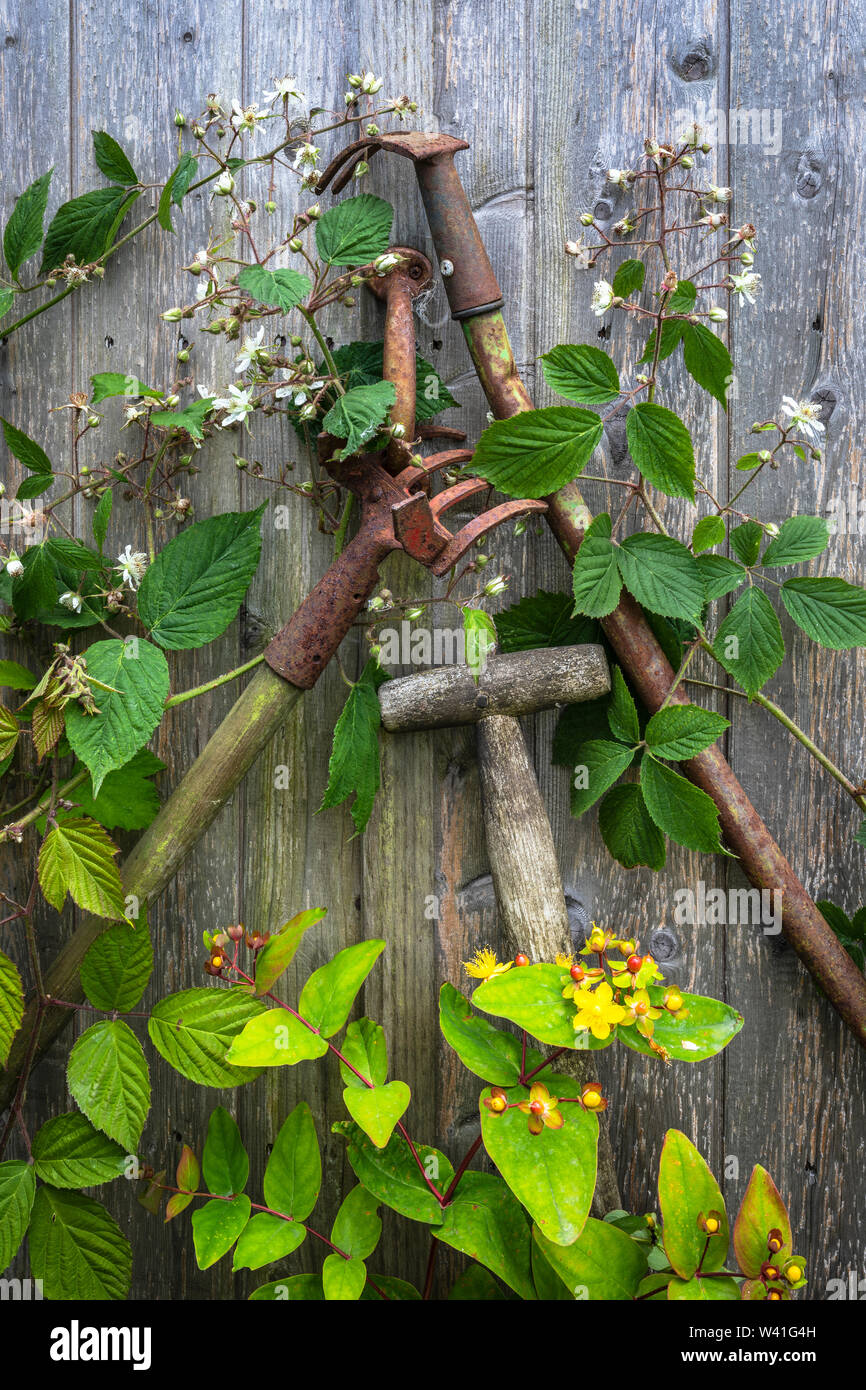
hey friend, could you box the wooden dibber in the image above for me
[379,646,622,1212]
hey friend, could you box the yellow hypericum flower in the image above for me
[555,951,574,968]
[572,981,626,1040]
[464,948,512,982]
[622,988,663,1037]
[517,1082,563,1135]
[579,1081,608,1112]
[586,923,609,953]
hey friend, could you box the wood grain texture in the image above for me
[1,0,862,1300]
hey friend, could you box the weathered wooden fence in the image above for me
[2,0,864,1299]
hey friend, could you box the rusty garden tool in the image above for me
[263,244,546,689]
[379,646,622,1212]
[315,130,866,1048]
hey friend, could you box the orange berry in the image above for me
[514,953,529,967]
[570,963,585,982]
[626,954,642,973]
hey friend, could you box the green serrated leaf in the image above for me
[0,1160,36,1269]
[645,704,730,760]
[0,947,24,1066]
[315,193,393,266]
[682,322,733,409]
[238,263,312,312]
[470,407,603,499]
[617,533,705,621]
[761,515,829,567]
[612,258,646,297]
[32,1111,128,1188]
[4,169,53,277]
[80,915,153,1011]
[149,396,214,440]
[320,657,387,833]
[73,748,164,831]
[67,1018,150,1151]
[38,816,125,918]
[92,131,138,185]
[572,529,623,618]
[570,739,635,816]
[692,515,726,554]
[41,185,138,273]
[713,586,785,697]
[626,403,696,501]
[90,371,162,405]
[640,754,724,854]
[730,520,763,566]
[322,380,396,456]
[780,576,866,649]
[148,986,267,1087]
[64,638,169,793]
[496,590,597,651]
[137,505,265,649]
[598,783,666,871]
[540,344,620,404]
[607,666,640,744]
[696,553,746,602]
[0,416,52,474]
[30,1185,131,1299]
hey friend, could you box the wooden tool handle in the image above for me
[475,713,621,1213]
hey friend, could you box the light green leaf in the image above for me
[645,704,730,760]
[30,1185,131,1299]
[315,193,393,266]
[92,130,138,185]
[433,1171,535,1300]
[322,380,396,456]
[232,1212,306,1271]
[0,1160,36,1269]
[64,638,169,793]
[692,515,726,554]
[192,1194,251,1269]
[570,739,635,816]
[659,1129,729,1278]
[640,754,724,854]
[736,451,764,471]
[733,1164,791,1277]
[137,505,266,650]
[598,782,666,871]
[533,1218,647,1299]
[322,1251,366,1300]
[203,1106,249,1196]
[38,816,125,918]
[67,1019,150,1151]
[331,1185,382,1260]
[150,396,214,440]
[4,169,52,277]
[540,344,620,404]
[713,586,785,697]
[626,403,696,500]
[618,986,744,1062]
[298,938,385,1037]
[343,1081,410,1149]
[254,906,327,995]
[616,533,705,622]
[336,1122,452,1224]
[780,576,866,649]
[0,947,24,1066]
[73,749,164,831]
[41,185,138,273]
[238,263,312,312]
[148,986,267,1086]
[761,515,829,567]
[438,982,539,1086]
[0,660,37,691]
[89,371,162,405]
[80,915,153,1012]
[668,1274,740,1299]
[473,962,600,1049]
[339,1017,388,1089]
[479,1078,598,1246]
[470,406,603,499]
[463,607,497,679]
[224,1007,329,1068]
[32,1111,128,1188]
[682,322,733,409]
[263,1102,321,1220]
[607,666,639,744]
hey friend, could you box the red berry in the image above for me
[570,963,585,982]
[626,954,642,973]
[529,1100,543,1115]
[514,953,529,967]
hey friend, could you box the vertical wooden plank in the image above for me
[69,0,244,1297]
[0,0,73,1275]
[531,0,729,1215]
[726,0,866,1289]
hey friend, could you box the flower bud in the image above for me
[214,170,235,196]
[289,236,303,252]
[174,109,186,127]
[160,307,184,322]
[681,155,694,168]
[708,305,728,322]
[87,415,100,428]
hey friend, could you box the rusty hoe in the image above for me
[3,128,865,1123]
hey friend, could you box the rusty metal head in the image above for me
[365,246,433,303]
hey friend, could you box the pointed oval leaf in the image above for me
[232,1211,306,1271]
[541,344,620,404]
[433,1170,535,1300]
[148,986,267,1086]
[659,1129,729,1278]
[618,986,743,1062]
[67,1019,150,1152]
[264,1102,321,1220]
[331,1185,382,1260]
[533,1218,647,1299]
[64,638,170,793]
[191,1194,251,1269]
[80,916,153,1012]
[733,1164,792,1277]
[202,1106,249,1196]
[298,938,385,1037]
[336,1122,452,1224]
[224,1009,329,1068]
[30,1185,131,1299]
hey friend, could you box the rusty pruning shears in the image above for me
[263,133,546,691]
